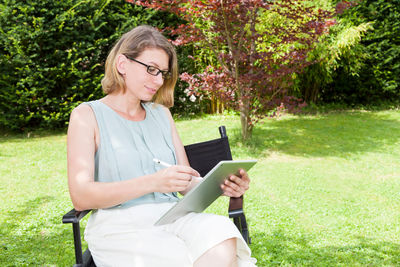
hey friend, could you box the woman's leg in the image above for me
[194,238,237,267]
[166,212,256,266]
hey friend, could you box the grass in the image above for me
[1,109,400,266]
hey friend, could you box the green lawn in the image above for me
[1,109,400,266]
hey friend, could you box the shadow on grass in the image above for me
[0,128,67,144]
[0,196,77,266]
[230,111,400,158]
[251,230,400,266]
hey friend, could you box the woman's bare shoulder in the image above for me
[69,103,97,128]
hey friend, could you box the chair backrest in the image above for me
[184,126,232,177]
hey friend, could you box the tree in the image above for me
[132,0,333,139]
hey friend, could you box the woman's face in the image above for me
[122,48,169,102]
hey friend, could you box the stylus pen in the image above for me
[153,158,203,181]
[153,158,172,168]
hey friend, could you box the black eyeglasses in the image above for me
[124,54,172,80]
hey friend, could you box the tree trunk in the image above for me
[240,98,252,140]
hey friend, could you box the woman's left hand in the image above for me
[221,169,250,198]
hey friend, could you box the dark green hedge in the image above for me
[321,0,400,104]
[0,0,184,130]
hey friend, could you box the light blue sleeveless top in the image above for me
[86,100,179,208]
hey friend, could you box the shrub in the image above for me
[321,0,400,104]
[0,0,180,130]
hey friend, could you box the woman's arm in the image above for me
[67,104,153,210]
[67,104,197,211]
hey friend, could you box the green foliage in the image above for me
[171,45,209,117]
[256,2,327,61]
[295,17,372,102]
[0,0,178,130]
[322,0,400,104]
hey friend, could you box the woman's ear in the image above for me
[116,54,127,75]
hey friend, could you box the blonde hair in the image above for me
[101,25,178,107]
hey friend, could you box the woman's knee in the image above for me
[194,238,237,267]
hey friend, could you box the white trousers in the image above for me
[84,202,257,267]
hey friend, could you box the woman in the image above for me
[67,25,256,267]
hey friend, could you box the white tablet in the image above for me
[154,159,257,226]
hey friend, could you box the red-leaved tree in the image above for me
[131,0,334,139]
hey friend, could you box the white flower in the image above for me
[189,95,196,102]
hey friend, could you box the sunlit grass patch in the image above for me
[1,109,400,266]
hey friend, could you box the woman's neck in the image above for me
[101,93,145,121]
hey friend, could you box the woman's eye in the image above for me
[148,66,159,74]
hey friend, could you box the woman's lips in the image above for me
[145,86,157,94]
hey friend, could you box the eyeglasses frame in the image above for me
[123,54,171,80]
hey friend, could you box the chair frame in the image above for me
[63,126,250,267]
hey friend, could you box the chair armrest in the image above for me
[62,209,92,224]
[228,196,243,212]
[228,196,251,244]
[62,208,92,265]
[228,208,251,244]
[228,208,244,217]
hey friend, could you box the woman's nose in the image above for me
[153,72,164,86]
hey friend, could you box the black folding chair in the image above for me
[62,125,251,267]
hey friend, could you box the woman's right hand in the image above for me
[152,165,200,193]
